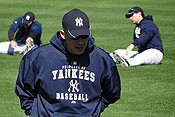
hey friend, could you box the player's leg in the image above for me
[14,44,26,54]
[0,42,14,54]
[142,49,163,64]
[0,41,27,54]
[15,42,38,55]
[109,49,138,66]
[109,49,127,62]
[127,49,163,66]
[113,49,138,59]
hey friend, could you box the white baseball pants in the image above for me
[0,42,27,54]
[114,49,163,66]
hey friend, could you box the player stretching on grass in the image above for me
[15,9,121,116]
[110,6,163,67]
[0,12,42,55]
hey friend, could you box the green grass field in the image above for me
[0,0,175,116]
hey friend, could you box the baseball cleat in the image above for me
[113,52,130,67]
[109,53,116,63]
[112,52,120,62]
[24,41,34,55]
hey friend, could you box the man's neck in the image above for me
[137,17,143,24]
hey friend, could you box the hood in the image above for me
[137,15,153,26]
[50,31,95,54]
[144,15,153,21]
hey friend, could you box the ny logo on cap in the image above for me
[25,15,30,20]
[75,17,83,27]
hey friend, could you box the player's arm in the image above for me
[15,54,35,115]
[101,61,121,112]
[28,23,42,44]
[132,24,156,47]
[126,43,135,55]
[8,17,22,48]
[8,29,15,41]
[8,27,17,48]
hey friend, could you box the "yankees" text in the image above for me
[52,65,95,82]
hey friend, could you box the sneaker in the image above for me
[109,53,116,63]
[112,52,119,62]
[24,41,34,55]
[113,52,130,67]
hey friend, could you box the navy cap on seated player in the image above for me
[22,12,35,28]
[15,8,121,116]
[125,6,145,19]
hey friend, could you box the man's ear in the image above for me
[60,30,66,39]
[138,12,142,17]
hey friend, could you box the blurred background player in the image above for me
[0,11,42,55]
[110,6,163,67]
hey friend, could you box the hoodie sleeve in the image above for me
[132,23,157,47]
[100,58,121,112]
[15,53,36,115]
[29,22,42,41]
[8,17,22,41]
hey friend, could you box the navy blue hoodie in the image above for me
[15,31,121,117]
[132,15,163,53]
[8,16,42,46]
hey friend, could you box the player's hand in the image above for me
[10,40,17,48]
[126,44,134,56]
[26,37,34,44]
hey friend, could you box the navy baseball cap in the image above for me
[62,9,91,39]
[125,6,144,18]
[23,12,35,25]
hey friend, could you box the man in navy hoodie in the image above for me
[15,9,121,116]
[0,12,42,55]
[110,6,163,67]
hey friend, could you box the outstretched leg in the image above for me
[0,42,26,54]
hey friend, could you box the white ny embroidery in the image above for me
[75,17,83,27]
[26,15,30,20]
[135,27,141,38]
